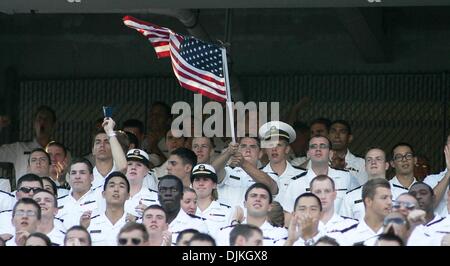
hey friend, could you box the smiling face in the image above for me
[33,191,57,218]
[391,145,416,176]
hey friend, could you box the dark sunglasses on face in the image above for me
[118,237,142,245]
[18,187,41,193]
[383,217,406,226]
[392,200,416,210]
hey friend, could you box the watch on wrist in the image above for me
[305,238,315,246]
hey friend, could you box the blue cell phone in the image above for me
[103,106,113,118]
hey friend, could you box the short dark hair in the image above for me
[45,141,68,157]
[17,174,43,189]
[26,232,52,246]
[125,131,140,148]
[34,105,56,123]
[310,117,331,131]
[238,135,261,148]
[118,222,149,242]
[28,148,51,165]
[170,148,197,168]
[376,233,404,246]
[188,232,216,246]
[103,171,130,193]
[310,175,335,191]
[362,178,391,206]
[409,181,434,196]
[33,188,58,208]
[123,119,145,135]
[244,183,273,204]
[390,142,415,161]
[176,229,199,245]
[314,236,340,246]
[64,225,92,246]
[294,192,322,212]
[40,177,58,197]
[330,119,352,135]
[143,204,168,223]
[13,198,42,220]
[91,128,107,149]
[70,158,93,174]
[229,224,263,246]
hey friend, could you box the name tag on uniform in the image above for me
[90,230,102,234]
[80,200,97,212]
[209,213,225,217]
[229,175,240,180]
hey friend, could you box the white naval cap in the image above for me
[258,121,296,147]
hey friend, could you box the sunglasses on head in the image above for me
[392,200,416,210]
[383,217,406,226]
[18,187,41,193]
[118,237,142,245]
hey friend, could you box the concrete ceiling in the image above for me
[0,0,450,14]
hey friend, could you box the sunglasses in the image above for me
[392,200,416,210]
[118,237,142,245]
[18,187,41,193]
[383,217,406,226]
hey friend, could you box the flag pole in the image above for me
[221,47,236,143]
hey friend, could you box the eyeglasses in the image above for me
[383,217,407,226]
[14,210,37,218]
[309,144,329,150]
[118,237,142,245]
[392,200,416,210]
[18,187,41,193]
[393,153,414,162]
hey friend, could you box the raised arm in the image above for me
[103,118,127,173]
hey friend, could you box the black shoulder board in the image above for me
[354,199,363,204]
[0,190,14,197]
[219,203,231,208]
[141,198,156,202]
[426,217,446,227]
[148,188,158,193]
[57,194,68,200]
[229,175,240,181]
[340,215,358,221]
[210,213,226,217]
[58,205,64,210]
[331,166,349,172]
[258,164,267,170]
[392,184,408,190]
[0,209,12,214]
[188,213,206,220]
[220,224,237,231]
[292,165,307,171]
[90,214,100,220]
[90,230,102,234]
[291,171,308,180]
[339,223,358,233]
[59,230,66,235]
[346,185,362,194]
[54,217,64,223]
[92,185,103,191]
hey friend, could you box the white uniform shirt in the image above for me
[216,220,287,246]
[56,186,103,229]
[88,212,128,246]
[345,151,367,186]
[151,161,168,182]
[217,166,277,209]
[342,219,384,246]
[0,210,14,235]
[143,172,159,192]
[424,169,449,217]
[195,201,233,237]
[169,208,209,244]
[321,213,359,233]
[289,156,308,168]
[281,167,356,213]
[0,179,11,192]
[47,219,66,246]
[407,214,446,246]
[0,138,42,181]
[339,186,365,221]
[389,176,418,199]
[276,230,327,246]
[261,161,306,202]
[92,165,117,189]
[0,190,15,212]
[125,186,159,217]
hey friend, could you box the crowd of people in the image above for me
[0,102,449,246]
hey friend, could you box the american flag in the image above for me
[123,16,228,102]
